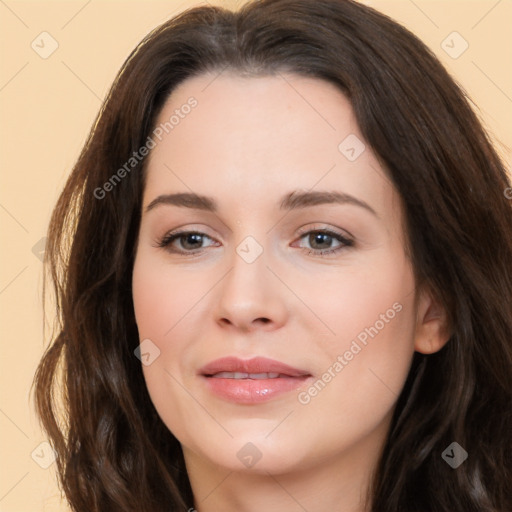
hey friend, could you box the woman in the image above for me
[33,0,512,510]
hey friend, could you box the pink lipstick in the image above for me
[199,356,312,404]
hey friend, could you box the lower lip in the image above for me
[202,375,312,404]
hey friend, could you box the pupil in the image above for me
[184,233,202,249]
[311,233,331,249]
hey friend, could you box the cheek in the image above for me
[132,251,206,339]
[302,253,415,359]
[132,253,167,338]
[296,260,417,440]
[131,250,210,442]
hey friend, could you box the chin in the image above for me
[184,431,314,475]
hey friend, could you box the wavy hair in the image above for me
[33,0,512,510]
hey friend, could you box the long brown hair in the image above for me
[32,0,512,510]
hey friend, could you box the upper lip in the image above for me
[199,356,311,377]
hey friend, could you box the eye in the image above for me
[154,226,354,258]
[155,230,219,256]
[293,227,354,257]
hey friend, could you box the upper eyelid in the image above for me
[164,226,349,239]
[161,226,353,247]
[296,224,353,238]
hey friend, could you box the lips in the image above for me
[211,372,281,379]
[199,356,310,377]
[199,356,312,404]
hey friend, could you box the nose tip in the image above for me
[219,314,273,331]
[214,246,288,332]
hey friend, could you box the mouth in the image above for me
[199,356,313,404]
[210,372,287,379]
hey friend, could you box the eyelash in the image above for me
[155,226,354,258]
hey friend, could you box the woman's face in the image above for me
[132,71,444,476]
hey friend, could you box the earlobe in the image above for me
[414,285,451,354]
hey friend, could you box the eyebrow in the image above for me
[145,190,379,218]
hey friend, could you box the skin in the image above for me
[132,71,450,512]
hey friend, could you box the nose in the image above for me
[214,241,289,333]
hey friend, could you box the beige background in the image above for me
[0,0,510,510]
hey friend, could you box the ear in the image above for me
[414,285,451,354]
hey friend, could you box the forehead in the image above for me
[149,71,357,169]
[143,71,397,221]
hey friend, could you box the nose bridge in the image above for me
[225,232,270,302]
[214,229,287,330]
